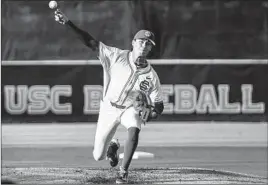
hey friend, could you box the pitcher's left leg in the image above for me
[122,127,140,170]
[117,107,142,183]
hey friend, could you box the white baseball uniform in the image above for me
[93,42,163,161]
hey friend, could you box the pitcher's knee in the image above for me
[93,149,105,161]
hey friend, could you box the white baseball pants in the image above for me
[92,100,143,161]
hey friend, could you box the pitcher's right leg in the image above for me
[92,101,119,161]
[93,123,118,161]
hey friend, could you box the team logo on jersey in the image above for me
[145,31,151,37]
[140,80,150,91]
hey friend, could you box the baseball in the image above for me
[49,1,57,9]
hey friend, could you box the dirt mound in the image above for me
[2,167,267,184]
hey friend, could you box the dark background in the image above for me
[1,0,268,60]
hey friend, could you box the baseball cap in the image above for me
[133,30,156,46]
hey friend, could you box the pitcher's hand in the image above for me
[54,9,69,25]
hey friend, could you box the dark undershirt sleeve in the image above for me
[66,20,99,51]
[154,101,164,115]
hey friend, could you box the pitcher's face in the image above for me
[132,39,153,57]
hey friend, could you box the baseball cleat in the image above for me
[106,139,120,167]
[116,166,128,184]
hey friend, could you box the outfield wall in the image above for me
[1,60,268,123]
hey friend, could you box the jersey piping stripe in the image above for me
[120,73,139,106]
[114,51,134,104]
[121,66,152,106]
[98,48,111,98]
[103,70,111,98]
[103,51,123,98]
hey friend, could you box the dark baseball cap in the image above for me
[133,30,156,46]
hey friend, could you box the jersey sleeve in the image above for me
[150,72,163,104]
[98,42,121,70]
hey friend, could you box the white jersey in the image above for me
[98,42,163,107]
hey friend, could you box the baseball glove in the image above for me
[132,91,152,122]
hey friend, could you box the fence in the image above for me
[1,59,267,123]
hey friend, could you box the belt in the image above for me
[110,102,126,109]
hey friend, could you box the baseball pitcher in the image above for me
[54,9,164,184]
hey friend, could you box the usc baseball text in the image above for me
[3,84,265,115]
